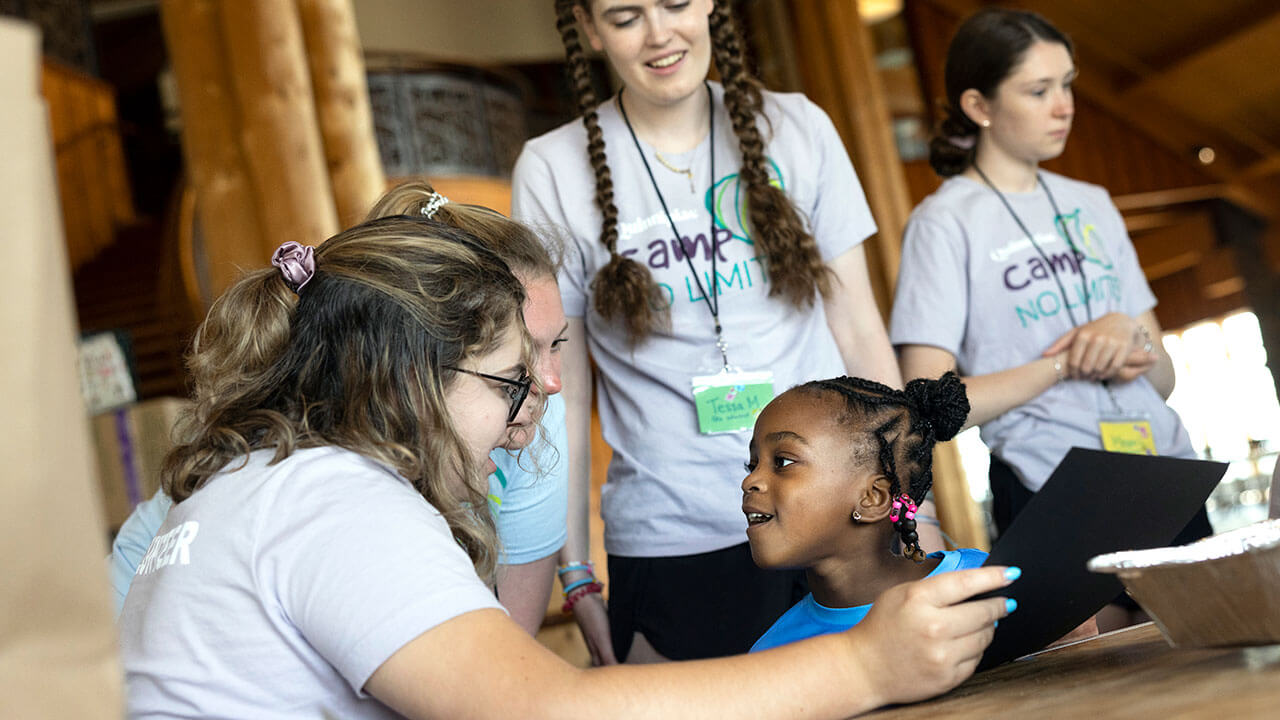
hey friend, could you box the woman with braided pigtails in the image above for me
[512,0,915,664]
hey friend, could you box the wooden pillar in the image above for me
[780,0,988,549]
[220,1,339,249]
[161,0,382,300]
[160,0,269,294]
[298,0,386,227]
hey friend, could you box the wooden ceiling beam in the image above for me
[909,0,1279,218]
[1243,153,1280,182]
[1121,8,1280,98]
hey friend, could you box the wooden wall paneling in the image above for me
[80,84,114,259]
[787,0,906,315]
[786,0,987,550]
[160,0,270,294]
[95,90,135,228]
[219,1,338,250]
[297,0,386,228]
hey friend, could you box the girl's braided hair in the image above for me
[797,372,969,561]
[554,0,832,344]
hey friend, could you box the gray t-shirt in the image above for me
[890,172,1193,491]
[512,83,876,556]
[118,446,502,719]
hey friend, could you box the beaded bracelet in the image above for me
[561,581,604,614]
[561,577,596,596]
[1136,324,1155,354]
[556,561,594,577]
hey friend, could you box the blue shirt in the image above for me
[109,393,569,615]
[750,548,989,652]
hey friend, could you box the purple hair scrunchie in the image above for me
[271,241,316,293]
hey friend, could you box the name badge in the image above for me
[690,370,775,435]
[1098,414,1158,456]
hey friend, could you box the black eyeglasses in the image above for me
[447,366,532,423]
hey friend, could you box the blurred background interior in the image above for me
[10,0,1280,660]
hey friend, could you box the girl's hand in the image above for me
[1042,313,1143,381]
[844,566,1018,707]
[571,591,618,665]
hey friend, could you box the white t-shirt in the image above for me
[890,172,1194,491]
[118,446,503,719]
[110,395,568,614]
[512,83,877,556]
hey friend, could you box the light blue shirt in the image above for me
[750,549,989,652]
[109,393,568,615]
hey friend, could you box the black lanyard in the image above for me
[618,82,728,367]
[974,166,1092,328]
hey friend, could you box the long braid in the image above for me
[803,373,970,561]
[555,1,668,343]
[709,0,831,307]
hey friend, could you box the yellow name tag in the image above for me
[1098,419,1158,456]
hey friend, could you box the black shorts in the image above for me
[989,452,1214,609]
[607,542,807,661]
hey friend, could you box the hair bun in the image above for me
[904,371,970,442]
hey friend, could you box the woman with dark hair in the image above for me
[512,0,905,664]
[891,9,1210,575]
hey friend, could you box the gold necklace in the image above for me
[653,150,695,194]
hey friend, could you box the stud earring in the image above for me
[852,510,862,522]
[982,120,991,128]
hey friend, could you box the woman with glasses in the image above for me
[118,181,1016,719]
[110,182,571,637]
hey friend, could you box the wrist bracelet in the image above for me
[1136,324,1154,354]
[1053,356,1066,383]
[561,581,604,614]
[561,577,595,596]
[556,561,594,577]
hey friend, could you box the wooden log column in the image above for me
[220,1,339,249]
[161,0,383,300]
[160,0,269,294]
[782,0,988,549]
[298,0,385,227]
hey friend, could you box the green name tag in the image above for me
[690,370,775,435]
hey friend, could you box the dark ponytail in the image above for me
[927,7,1073,177]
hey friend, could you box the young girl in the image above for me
[744,373,990,651]
[513,0,910,664]
[117,187,1018,718]
[889,8,1210,560]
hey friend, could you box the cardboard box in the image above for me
[91,396,190,531]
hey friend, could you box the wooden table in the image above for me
[865,623,1280,719]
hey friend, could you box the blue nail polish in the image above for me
[1006,598,1018,613]
[1004,566,1022,581]
[994,619,1000,628]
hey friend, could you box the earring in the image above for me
[852,510,862,522]
[982,120,991,128]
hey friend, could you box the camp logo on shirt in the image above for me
[613,158,786,310]
[993,207,1124,329]
[135,520,199,576]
